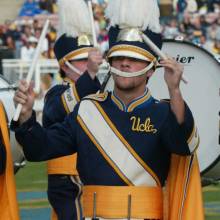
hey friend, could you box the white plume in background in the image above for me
[57,0,92,37]
[105,0,161,33]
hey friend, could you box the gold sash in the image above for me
[0,101,20,220]
[82,185,163,219]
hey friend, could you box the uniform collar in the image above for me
[111,88,152,112]
[62,77,75,85]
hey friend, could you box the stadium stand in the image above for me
[0,0,219,83]
[0,0,23,24]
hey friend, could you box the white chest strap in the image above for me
[62,84,79,113]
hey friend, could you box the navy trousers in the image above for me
[47,175,82,220]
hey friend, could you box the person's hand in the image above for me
[87,48,103,79]
[159,57,184,92]
[13,80,35,123]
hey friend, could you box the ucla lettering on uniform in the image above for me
[130,116,157,133]
[67,89,74,102]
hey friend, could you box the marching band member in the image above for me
[12,0,204,219]
[43,0,101,219]
[45,35,101,220]
[0,100,20,220]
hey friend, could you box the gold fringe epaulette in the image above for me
[160,99,170,103]
[84,91,108,102]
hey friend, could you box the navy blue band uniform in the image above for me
[43,72,101,127]
[43,72,100,220]
[12,89,199,219]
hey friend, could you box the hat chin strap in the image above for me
[65,60,83,75]
[110,62,154,78]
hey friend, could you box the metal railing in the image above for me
[2,58,110,92]
[2,58,59,92]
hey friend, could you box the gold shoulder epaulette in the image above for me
[84,91,108,102]
[160,99,170,103]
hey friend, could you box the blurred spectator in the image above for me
[20,36,38,60]
[215,17,220,40]
[39,0,56,14]
[19,0,43,17]
[47,26,57,43]
[0,25,7,47]
[93,4,109,53]
[6,23,22,58]
[176,0,187,21]
[196,0,207,9]
[190,14,207,43]
[34,27,48,57]
[47,41,55,59]
[5,36,15,52]
[207,23,219,41]
[185,0,198,13]
[99,29,109,54]
[207,0,216,12]
[212,39,220,54]
[163,18,181,39]
[32,19,41,32]
[21,25,33,44]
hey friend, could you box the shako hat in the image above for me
[106,0,162,66]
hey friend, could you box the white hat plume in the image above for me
[105,0,161,33]
[57,0,92,37]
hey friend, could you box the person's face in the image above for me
[24,26,31,35]
[35,30,41,39]
[111,56,153,91]
[70,59,88,73]
[62,58,88,82]
[30,42,37,48]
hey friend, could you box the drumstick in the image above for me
[13,19,50,121]
[87,0,98,48]
[141,33,188,84]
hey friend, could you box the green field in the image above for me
[16,162,47,191]
[16,162,220,219]
[15,162,49,210]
